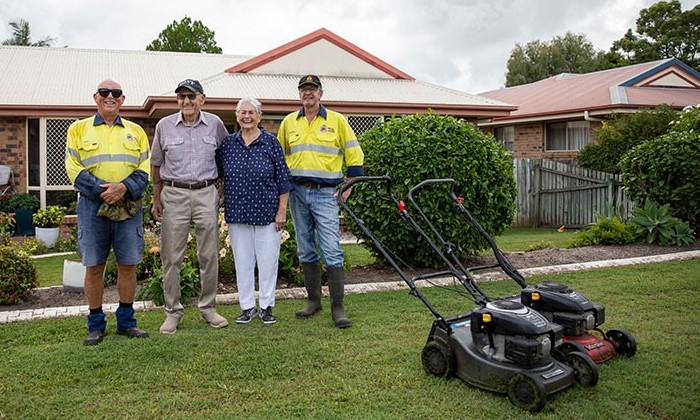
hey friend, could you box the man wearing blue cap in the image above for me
[278,74,364,328]
[151,79,230,334]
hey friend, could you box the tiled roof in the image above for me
[479,59,700,121]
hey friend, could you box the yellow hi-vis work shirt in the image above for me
[277,105,364,186]
[65,115,150,184]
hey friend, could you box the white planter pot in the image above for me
[35,227,60,248]
[63,259,86,293]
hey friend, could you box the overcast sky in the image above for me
[2,0,699,94]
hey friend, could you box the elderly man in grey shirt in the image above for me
[151,79,230,334]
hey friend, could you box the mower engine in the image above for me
[521,281,621,363]
[470,299,562,366]
[521,281,605,336]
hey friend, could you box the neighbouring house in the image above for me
[0,27,514,208]
[478,58,700,162]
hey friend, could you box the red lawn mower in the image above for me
[405,178,637,364]
[338,176,596,412]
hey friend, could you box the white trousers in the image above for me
[229,223,281,310]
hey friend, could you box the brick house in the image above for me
[478,58,700,163]
[0,28,514,208]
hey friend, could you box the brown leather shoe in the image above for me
[84,330,106,346]
[116,327,149,339]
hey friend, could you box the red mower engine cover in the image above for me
[564,334,616,364]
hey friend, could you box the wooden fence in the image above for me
[512,159,634,228]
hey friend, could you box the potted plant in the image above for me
[33,205,66,248]
[6,193,40,236]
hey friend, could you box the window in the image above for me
[26,117,78,208]
[546,121,589,151]
[348,115,382,136]
[494,126,514,151]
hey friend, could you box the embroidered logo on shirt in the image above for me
[319,125,335,134]
[126,133,135,142]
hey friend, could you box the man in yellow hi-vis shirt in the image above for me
[65,79,151,346]
[277,74,364,328]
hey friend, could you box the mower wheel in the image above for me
[507,373,547,412]
[564,351,598,387]
[421,340,454,379]
[606,329,637,357]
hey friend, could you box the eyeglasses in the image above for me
[97,88,123,98]
[299,86,320,93]
[177,93,200,101]
[237,110,257,115]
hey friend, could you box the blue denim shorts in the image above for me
[77,195,144,266]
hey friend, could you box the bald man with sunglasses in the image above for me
[65,79,151,346]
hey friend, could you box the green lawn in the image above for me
[30,228,587,288]
[1,260,698,418]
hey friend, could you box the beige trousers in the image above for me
[160,184,220,318]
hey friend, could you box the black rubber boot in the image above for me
[327,266,352,328]
[295,262,322,318]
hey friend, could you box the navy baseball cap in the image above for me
[298,74,322,89]
[175,79,204,94]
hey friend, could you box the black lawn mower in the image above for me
[405,178,636,365]
[338,176,596,412]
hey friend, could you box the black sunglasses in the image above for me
[177,93,200,101]
[97,88,123,98]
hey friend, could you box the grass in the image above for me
[1,259,699,418]
[31,253,79,287]
[494,227,577,252]
[28,228,586,288]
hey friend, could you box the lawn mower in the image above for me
[405,178,636,365]
[338,176,595,412]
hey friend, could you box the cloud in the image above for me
[1,0,698,94]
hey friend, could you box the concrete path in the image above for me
[2,249,699,325]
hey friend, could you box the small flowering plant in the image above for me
[32,205,66,228]
[0,212,15,232]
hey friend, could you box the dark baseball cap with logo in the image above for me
[298,74,322,89]
[175,79,204,94]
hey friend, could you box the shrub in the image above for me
[0,246,38,304]
[628,200,695,246]
[619,129,700,233]
[347,113,516,267]
[569,215,636,247]
[136,260,200,306]
[32,205,66,228]
[577,105,677,173]
[5,193,40,211]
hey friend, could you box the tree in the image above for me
[576,105,677,173]
[609,0,700,70]
[146,16,222,53]
[505,32,611,87]
[2,19,55,46]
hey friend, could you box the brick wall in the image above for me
[0,117,26,192]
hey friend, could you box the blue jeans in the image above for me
[289,186,344,268]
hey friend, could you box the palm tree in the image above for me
[2,19,56,46]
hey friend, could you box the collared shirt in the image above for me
[277,104,364,186]
[217,128,294,225]
[65,114,150,184]
[151,111,228,182]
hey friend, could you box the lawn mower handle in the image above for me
[407,178,455,202]
[338,175,394,199]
